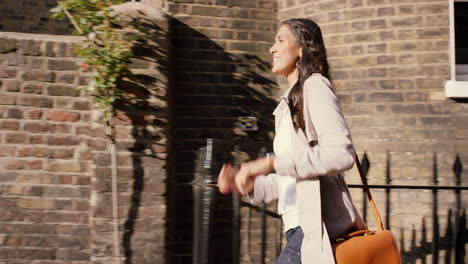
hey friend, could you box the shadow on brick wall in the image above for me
[111,18,169,264]
[166,18,278,263]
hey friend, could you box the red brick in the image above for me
[56,73,76,84]
[18,147,48,157]
[0,120,20,130]
[48,161,81,172]
[6,108,23,119]
[21,71,55,82]
[30,135,46,144]
[48,59,79,71]
[73,100,91,110]
[17,96,52,108]
[17,248,55,260]
[27,160,44,170]
[50,123,72,134]
[0,68,17,78]
[18,39,42,56]
[2,80,19,92]
[47,85,79,97]
[47,135,78,146]
[3,235,22,246]
[47,110,80,122]
[24,122,51,133]
[76,125,93,136]
[0,146,16,157]
[5,132,27,143]
[61,175,74,184]
[79,151,93,160]
[22,83,44,94]
[0,95,16,105]
[3,160,26,170]
[48,148,74,159]
[26,109,43,119]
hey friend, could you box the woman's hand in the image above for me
[217,163,238,194]
[218,156,274,196]
[235,156,274,195]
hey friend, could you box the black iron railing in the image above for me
[190,140,467,264]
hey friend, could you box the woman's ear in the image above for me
[299,47,303,58]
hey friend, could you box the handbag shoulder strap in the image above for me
[354,153,385,231]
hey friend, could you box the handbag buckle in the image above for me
[335,237,346,243]
[364,231,376,236]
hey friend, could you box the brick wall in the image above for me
[278,0,467,261]
[0,0,74,35]
[0,33,92,263]
[0,4,169,262]
[166,0,281,263]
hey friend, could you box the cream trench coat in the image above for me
[250,73,366,263]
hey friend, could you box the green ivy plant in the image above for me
[51,0,141,124]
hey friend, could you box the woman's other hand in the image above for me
[217,163,238,194]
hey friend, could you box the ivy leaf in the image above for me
[50,6,63,13]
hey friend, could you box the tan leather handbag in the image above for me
[334,153,402,264]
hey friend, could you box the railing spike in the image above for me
[362,152,370,177]
[453,154,463,178]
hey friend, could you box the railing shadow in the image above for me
[111,14,169,264]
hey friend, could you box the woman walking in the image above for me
[218,18,366,263]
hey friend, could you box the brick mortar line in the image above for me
[0,32,84,42]
[0,91,90,100]
[172,77,447,87]
[333,77,448,81]
[329,51,450,57]
[173,36,274,43]
[0,195,90,200]
[323,26,449,36]
[0,144,95,148]
[171,3,278,13]
[0,233,90,236]
[173,57,273,64]
[329,62,450,67]
[171,61,448,71]
[318,15,449,26]
[277,1,448,13]
[173,15,276,23]
[0,184,91,188]
[0,170,93,176]
[176,48,268,54]
[172,22,277,31]
[174,39,449,49]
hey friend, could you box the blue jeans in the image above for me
[275,226,303,264]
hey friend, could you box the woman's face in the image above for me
[269,24,302,77]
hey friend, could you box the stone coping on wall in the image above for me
[0,31,84,42]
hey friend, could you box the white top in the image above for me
[271,79,300,232]
[250,79,300,232]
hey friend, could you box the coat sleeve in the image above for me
[273,75,355,180]
[247,173,281,205]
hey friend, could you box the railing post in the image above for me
[453,155,463,263]
[232,145,241,264]
[432,153,439,264]
[361,153,370,222]
[192,138,214,264]
[455,209,465,264]
[385,151,391,230]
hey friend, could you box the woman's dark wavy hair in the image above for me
[280,18,331,130]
